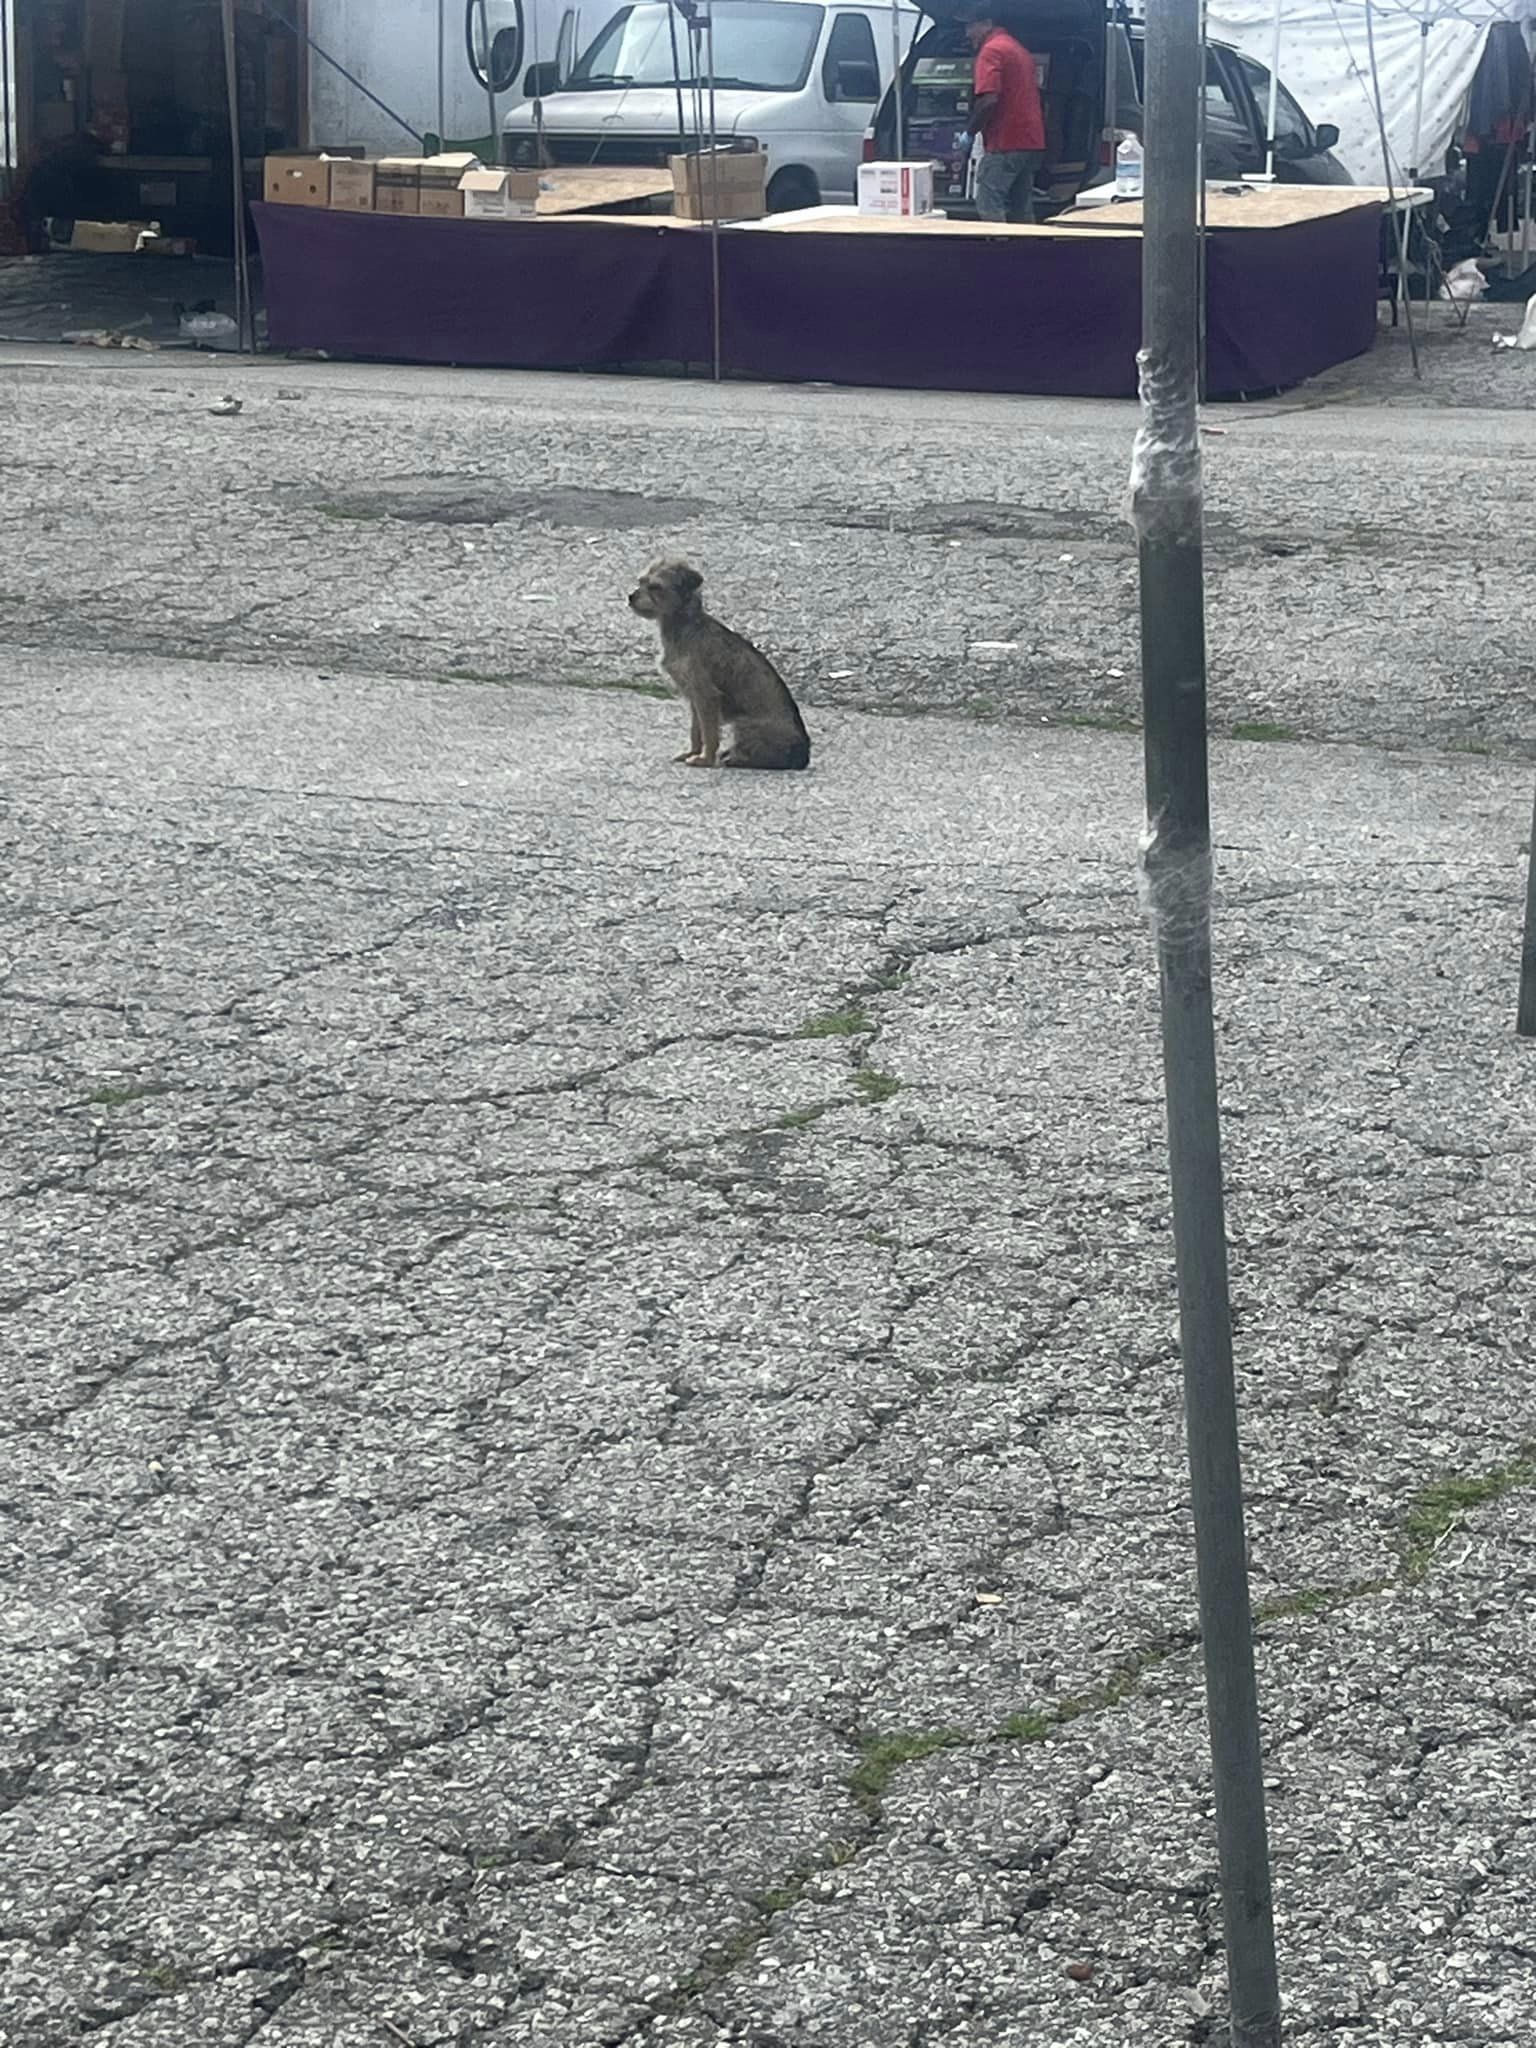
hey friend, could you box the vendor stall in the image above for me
[254,179,1387,399]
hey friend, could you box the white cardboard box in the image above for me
[459,167,540,219]
[857,161,935,217]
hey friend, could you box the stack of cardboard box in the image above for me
[263,154,540,221]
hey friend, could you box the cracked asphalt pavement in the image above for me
[3,338,1535,2047]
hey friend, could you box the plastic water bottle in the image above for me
[1115,132,1144,199]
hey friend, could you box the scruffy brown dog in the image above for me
[628,559,811,771]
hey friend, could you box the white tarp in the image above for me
[1205,0,1535,184]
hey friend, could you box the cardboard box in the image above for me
[70,219,155,254]
[374,158,422,216]
[670,149,767,222]
[327,159,376,212]
[857,160,935,217]
[265,154,333,207]
[459,167,540,220]
[418,152,480,218]
[423,151,479,182]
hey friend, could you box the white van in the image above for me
[501,0,919,212]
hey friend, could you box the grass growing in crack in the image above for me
[997,1656,1158,1746]
[1402,1452,1536,1582]
[796,1004,873,1039]
[992,1707,1054,1742]
[84,1080,165,1109]
[705,1457,1536,2008]
[1051,710,1139,733]
[437,668,673,700]
[776,1104,831,1132]
[1230,720,1299,743]
[1258,1453,1536,1617]
[671,1845,855,2000]
[848,1729,971,1814]
[142,1962,190,1993]
[866,967,911,994]
[1255,1581,1387,1625]
[437,666,519,687]
[852,1067,902,1106]
[565,672,674,701]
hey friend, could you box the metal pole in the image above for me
[705,0,722,382]
[437,0,447,144]
[1363,0,1419,377]
[1409,18,1428,179]
[477,0,498,157]
[1131,2,1280,2044]
[891,0,904,160]
[532,0,548,166]
[666,1,688,155]
[2,0,14,200]
[1197,0,1207,399]
[688,20,705,176]
[1102,3,1116,162]
[220,0,252,352]
[1263,0,1281,179]
[1518,789,1536,1037]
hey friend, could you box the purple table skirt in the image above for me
[253,201,1379,400]
[254,207,709,369]
[1203,203,1381,394]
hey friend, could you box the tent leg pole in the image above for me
[437,0,446,143]
[1410,20,1427,181]
[892,0,904,159]
[221,0,252,352]
[477,0,497,155]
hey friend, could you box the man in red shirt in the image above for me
[965,6,1047,223]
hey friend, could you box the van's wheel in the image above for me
[767,168,820,214]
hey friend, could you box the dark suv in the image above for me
[865,2,1349,218]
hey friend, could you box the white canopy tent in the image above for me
[1205,0,1535,184]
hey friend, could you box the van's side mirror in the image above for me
[523,60,562,98]
[1313,122,1340,152]
[834,59,881,102]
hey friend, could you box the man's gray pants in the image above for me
[974,148,1044,224]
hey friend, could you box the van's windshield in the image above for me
[565,1,825,92]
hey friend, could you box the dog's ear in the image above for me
[673,563,703,597]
